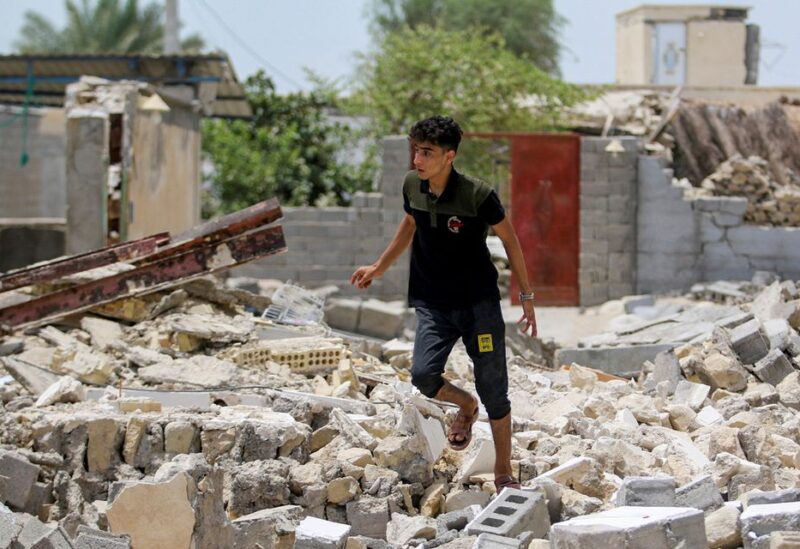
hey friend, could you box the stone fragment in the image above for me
[164,421,199,454]
[54,348,115,385]
[420,482,446,517]
[444,490,489,513]
[81,316,124,351]
[673,380,711,410]
[295,516,351,549]
[644,351,682,394]
[473,533,523,548]
[338,448,374,468]
[346,497,390,539]
[117,398,161,413]
[231,505,303,549]
[327,477,359,505]
[373,435,432,484]
[745,488,800,507]
[35,376,85,407]
[568,364,597,391]
[615,476,677,507]
[696,406,724,427]
[776,372,800,409]
[87,418,124,474]
[357,299,406,339]
[704,504,741,549]
[386,513,436,546]
[0,506,22,548]
[698,352,748,392]
[107,473,195,549]
[770,531,800,548]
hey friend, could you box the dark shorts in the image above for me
[411,299,511,420]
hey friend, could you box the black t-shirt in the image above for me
[402,168,505,309]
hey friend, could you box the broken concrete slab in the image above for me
[74,525,131,548]
[751,349,794,386]
[295,516,351,549]
[0,451,40,509]
[550,506,706,548]
[739,502,800,549]
[107,472,195,549]
[554,344,674,378]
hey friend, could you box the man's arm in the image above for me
[351,214,416,289]
[492,217,538,337]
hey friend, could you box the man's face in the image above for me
[412,141,455,181]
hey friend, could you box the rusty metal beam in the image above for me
[0,233,170,293]
[0,225,286,331]
[138,198,283,265]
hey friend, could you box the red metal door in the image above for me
[509,134,580,306]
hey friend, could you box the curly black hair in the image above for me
[408,116,463,152]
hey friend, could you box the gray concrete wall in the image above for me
[0,107,66,219]
[235,136,411,301]
[579,137,639,306]
[636,155,800,293]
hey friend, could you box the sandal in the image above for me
[494,475,522,493]
[448,403,479,451]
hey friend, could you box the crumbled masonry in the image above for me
[3,272,800,547]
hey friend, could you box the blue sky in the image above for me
[1,0,797,92]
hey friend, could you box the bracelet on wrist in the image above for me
[519,292,535,302]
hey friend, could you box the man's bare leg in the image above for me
[489,412,513,478]
[435,380,478,445]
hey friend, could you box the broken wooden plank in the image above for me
[0,232,169,293]
[0,225,287,332]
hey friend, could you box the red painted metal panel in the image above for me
[509,134,580,306]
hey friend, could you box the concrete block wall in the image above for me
[637,155,800,293]
[636,156,701,293]
[579,137,639,306]
[235,137,411,301]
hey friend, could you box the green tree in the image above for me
[202,71,375,216]
[15,0,204,54]
[352,25,584,136]
[367,0,564,75]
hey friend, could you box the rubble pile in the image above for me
[698,154,800,226]
[4,275,800,547]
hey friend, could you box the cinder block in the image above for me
[675,475,723,513]
[752,349,794,386]
[465,488,549,539]
[740,502,800,549]
[729,319,770,365]
[615,476,677,507]
[295,516,351,549]
[550,506,706,548]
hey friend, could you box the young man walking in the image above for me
[350,115,537,492]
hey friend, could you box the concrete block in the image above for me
[728,320,769,367]
[347,497,390,539]
[554,344,675,378]
[74,525,132,548]
[615,476,677,507]
[472,533,522,548]
[0,451,40,509]
[465,488,549,539]
[752,349,794,386]
[550,506,706,548]
[295,516,351,549]
[675,475,723,513]
[622,294,655,313]
[745,488,800,508]
[740,502,800,549]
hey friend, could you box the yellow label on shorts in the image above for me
[477,334,494,353]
